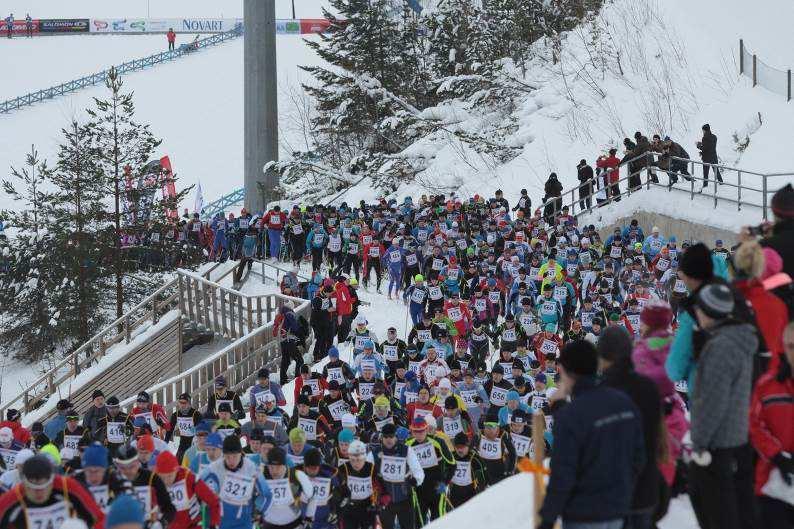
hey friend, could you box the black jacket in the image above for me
[577,164,594,192]
[544,177,563,198]
[540,376,645,525]
[601,362,662,511]
[700,131,718,162]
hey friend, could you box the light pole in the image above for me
[292,0,296,19]
[243,0,279,213]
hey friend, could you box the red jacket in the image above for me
[168,468,221,529]
[0,475,105,529]
[597,155,621,183]
[131,404,172,434]
[167,30,176,43]
[0,421,30,446]
[335,282,353,317]
[263,210,287,230]
[294,374,328,406]
[749,360,794,494]
[735,279,788,372]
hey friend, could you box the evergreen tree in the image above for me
[85,67,174,319]
[0,147,63,361]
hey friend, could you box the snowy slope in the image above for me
[320,0,794,222]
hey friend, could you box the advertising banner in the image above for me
[39,19,89,33]
[90,17,332,35]
[300,18,332,34]
[0,19,40,35]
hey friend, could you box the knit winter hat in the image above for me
[107,494,145,528]
[679,243,713,281]
[559,340,599,376]
[137,435,155,452]
[81,444,109,469]
[640,300,673,330]
[289,428,307,443]
[155,451,179,474]
[696,283,735,319]
[762,247,784,279]
[771,183,794,218]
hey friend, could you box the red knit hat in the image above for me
[137,434,155,452]
[640,301,673,330]
[154,451,179,474]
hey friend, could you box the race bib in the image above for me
[488,291,500,304]
[432,258,443,270]
[442,416,463,437]
[541,301,556,315]
[502,328,516,341]
[314,233,325,245]
[305,378,321,396]
[292,224,304,235]
[406,254,418,266]
[474,298,487,312]
[610,246,622,259]
[451,460,473,486]
[382,344,399,361]
[150,232,160,243]
[459,389,478,408]
[270,215,281,225]
[580,312,594,328]
[412,442,439,468]
[298,417,318,440]
[238,218,249,229]
[327,399,350,421]
[389,250,402,263]
[411,289,426,304]
[255,391,275,407]
[358,383,375,401]
[348,475,373,500]
[134,485,152,516]
[553,286,567,302]
[511,433,532,457]
[447,307,462,321]
[540,339,558,356]
[221,472,255,505]
[478,438,502,460]
[106,422,126,444]
[656,258,670,272]
[579,252,592,265]
[267,478,292,506]
[328,237,342,251]
[428,286,442,299]
[362,235,373,246]
[380,455,408,483]
[326,367,344,384]
[673,280,688,293]
[489,386,508,406]
[168,480,190,511]
[177,416,196,437]
[89,485,110,512]
[25,501,69,529]
[348,243,359,254]
[311,477,332,506]
[566,263,577,276]
[368,246,380,257]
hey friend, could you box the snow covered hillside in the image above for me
[320,0,794,214]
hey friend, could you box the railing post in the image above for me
[713,172,718,209]
[737,171,742,211]
[752,54,757,87]
[739,39,744,74]
[788,70,791,102]
[124,314,131,344]
[762,175,769,221]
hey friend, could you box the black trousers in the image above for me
[703,162,723,184]
[337,314,353,343]
[415,480,445,525]
[364,260,382,289]
[168,41,175,50]
[341,503,375,529]
[311,247,324,272]
[380,499,416,529]
[688,444,755,529]
[343,255,361,281]
[279,339,303,385]
[758,495,794,529]
[312,323,333,361]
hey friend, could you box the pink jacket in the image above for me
[632,329,675,397]
[660,394,689,485]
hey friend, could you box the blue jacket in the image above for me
[539,376,645,525]
[44,414,67,442]
[200,457,272,527]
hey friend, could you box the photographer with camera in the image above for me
[741,183,794,278]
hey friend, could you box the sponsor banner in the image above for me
[90,17,331,35]
[0,19,40,34]
[39,19,89,33]
[300,18,332,34]
[276,20,301,35]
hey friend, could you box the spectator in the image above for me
[749,321,794,529]
[626,132,651,190]
[4,13,12,39]
[754,183,794,279]
[542,172,563,223]
[657,136,692,186]
[167,28,176,51]
[576,159,594,211]
[81,390,108,439]
[596,148,621,202]
[25,14,32,37]
[733,240,789,372]
[597,326,663,529]
[689,283,756,529]
[43,398,72,441]
[537,340,645,529]
[512,188,532,217]
[697,124,723,187]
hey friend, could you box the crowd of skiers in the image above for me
[0,181,793,529]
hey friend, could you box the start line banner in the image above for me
[89,17,332,35]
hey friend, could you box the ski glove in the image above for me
[773,452,793,485]
[435,482,447,495]
[691,450,712,467]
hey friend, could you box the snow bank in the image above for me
[425,472,537,529]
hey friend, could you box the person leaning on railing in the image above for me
[741,183,794,281]
[596,148,620,202]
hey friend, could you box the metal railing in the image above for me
[543,152,792,222]
[0,26,243,115]
[740,39,792,102]
[200,188,245,221]
[0,262,224,416]
[119,294,311,416]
